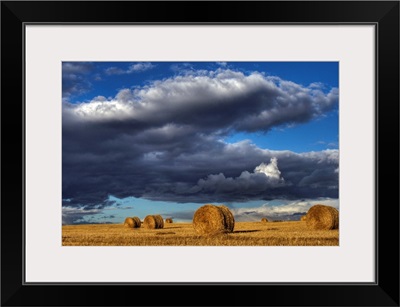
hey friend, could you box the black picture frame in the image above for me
[1,1,399,306]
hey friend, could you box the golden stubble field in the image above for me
[62,221,339,246]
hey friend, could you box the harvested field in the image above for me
[62,221,339,246]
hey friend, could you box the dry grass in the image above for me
[143,214,164,229]
[306,204,339,230]
[62,221,339,246]
[192,204,235,236]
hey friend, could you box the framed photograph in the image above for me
[1,1,399,306]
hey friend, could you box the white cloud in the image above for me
[127,62,155,72]
[254,157,282,180]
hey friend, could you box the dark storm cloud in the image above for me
[183,157,287,200]
[62,206,103,225]
[62,62,94,98]
[62,69,338,208]
[137,146,338,203]
[63,62,94,74]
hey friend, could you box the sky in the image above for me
[62,61,339,225]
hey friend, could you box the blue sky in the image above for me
[62,61,339,224]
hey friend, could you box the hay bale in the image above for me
[300,215,307,221]
[192,204,235,236]
[143,214,164,229]
[165,218,173,223]
[132,216,142,227]
[261,217,269,223]
[124,216,141,228]
[218,205,235,232]
[306,204,339,230]
[124,217,134,227]
[154,214,164,228]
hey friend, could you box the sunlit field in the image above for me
[62,221,339,246]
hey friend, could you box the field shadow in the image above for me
[155,232,176,235]
[233,230,260,234]
[163,226,183,229]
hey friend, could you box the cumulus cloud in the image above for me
[63,127,338,207]
[64,69,338,134]
[62,68,339,210]
[254,157,282,180]
[190,158,285,196]
[138,146,338,204]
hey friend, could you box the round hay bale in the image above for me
[124,217,134,227]
[300,215,307,221]
[154,214,164,228]
[165,218,173,223]
[218,205,235,232]
[261,217,269,223]
[124,216,141,228]
[306,204,339,230]
[143,214,164,229]
[192,204,235,236]
[132,216,142,228]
